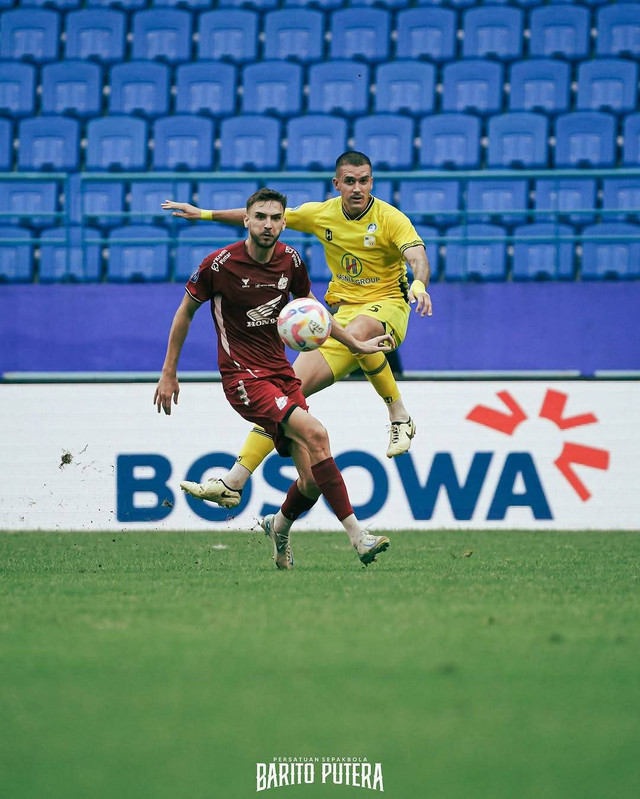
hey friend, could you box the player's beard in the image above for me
[250,229,281,250]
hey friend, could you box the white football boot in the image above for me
[179,478,242,509]
[261,514,294,570]
[386,418,416,458]
[355,533,390,565]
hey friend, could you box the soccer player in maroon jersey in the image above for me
[154,188,392,569]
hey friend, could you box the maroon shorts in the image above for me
[223,372,309,456]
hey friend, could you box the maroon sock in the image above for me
[281,481,318,521]
[311,457,354,522]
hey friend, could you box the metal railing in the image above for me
[1,168,639,280]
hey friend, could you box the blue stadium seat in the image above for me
[419,115,481,169]
[512,223,574,280]
[152,116,215,170]
[263,10,324,63]
[602,178,640,223]
[509,59,570,113]
[1,181,58,228]
[413,225,440,281]
[242,61,303,116]
[39,226,102,283]
[0,227,34,282]
[130,180,191,225]
[623,114,640,166]
[41,61,102,118]
[108,225,170,281]
[372,180,393,205]
[462,7,523,60]
[196,181,259,214]
[65,10,126,63]
[442,61,503,115]
[597,4,640,58]
[219,115,281,170]
[283,0,342,8]
[87,0,146,8]
[395,9,456,62]
[109,62,169,118]
[269,180,326,209]
[308,61,370,116]
[286,115,347,170]
[444,224,507,281]
[576,59,638,114]
[21,0,80,6]
[66,174,125,228]
[175,63,237,117]
[86,117,148,170]
[0,10,60,63]
[198,10,258,63]
[175,225,239,282]
[488,113,549,168]
[330,9,390,62]
[0,62,36,118]
[18,117,79,171]
[218,0,277,7]
[399,180,460,226]
[175,224,242,280]
[466,179,529,225]
[350,0,409,7]
[581,223,640,280]
[374,62,434,115]
[535,179,597,225]
[529,5,590,60]
[132,10,192,64]
[353,115,414,170]
[554,112,616,168]
[308,241,331,281]
[0,119,12,170]
[154,0,210,7]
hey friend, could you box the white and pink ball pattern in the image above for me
[277,298,331,352]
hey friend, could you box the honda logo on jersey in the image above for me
[246,296,281,327]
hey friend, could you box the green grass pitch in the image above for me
[1,530,639,799]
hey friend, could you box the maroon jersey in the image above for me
[185,239,311,379]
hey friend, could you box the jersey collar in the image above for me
[341,196,375,221]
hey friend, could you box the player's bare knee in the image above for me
[304,421,330,457]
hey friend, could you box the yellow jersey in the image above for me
[285,195,423,306]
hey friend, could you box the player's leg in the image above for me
[278,408,390,565]
[182,352,335,507]
[342,312,415,457]
[260,442,320,570]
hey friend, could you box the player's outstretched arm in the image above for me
[405,244,433,318]
[154,294,200,415]
[161,200,245,226]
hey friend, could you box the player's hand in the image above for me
[161,200,203,220]
[350,333,396,355]
[154,374,180,415]
[409,287,433,318]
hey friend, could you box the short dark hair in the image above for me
[246,187,287,212]
[335,151,372,172]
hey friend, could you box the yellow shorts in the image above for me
[318,297,411,382]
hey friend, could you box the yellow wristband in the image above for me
[200,209,213,221]
[410,279,426,295]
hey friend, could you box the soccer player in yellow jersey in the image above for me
[162,151,432,510]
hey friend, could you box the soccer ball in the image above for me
[277,298,331,352]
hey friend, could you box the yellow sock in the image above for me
[357,353,401,405]
[236,427,275,473]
